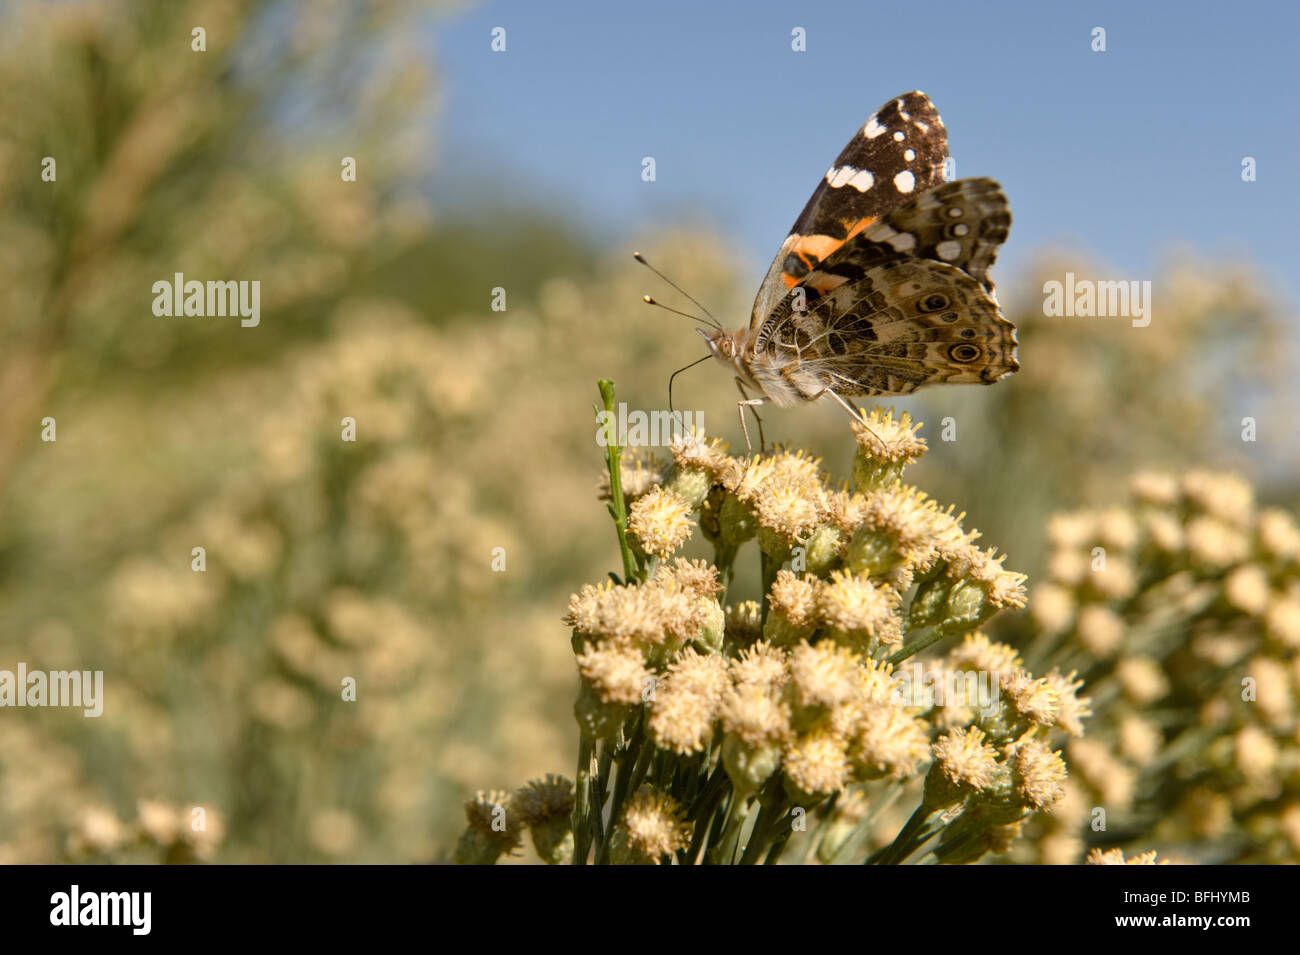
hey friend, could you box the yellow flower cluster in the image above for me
[471,406,1080,865]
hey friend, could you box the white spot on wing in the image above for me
[863,116,887,139]
[936,240,962,260]
[893,170,915,194]
[826,166,855,187]
[953,223,970,236]
[826,166,875,192]
[886,232,916,252]
[904,148,915,161]
[893,131,905,142]
[846,169,874,191]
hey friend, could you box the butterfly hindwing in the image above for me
[805,178,1011,296]
[751,258,1018,399]
[749,91,950,329]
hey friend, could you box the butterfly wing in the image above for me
[749,91,950,330]
[750,258,1018,401]
[804,178,1012,296]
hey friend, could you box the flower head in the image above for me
[817,569,902,649]
[629,487,694,559]
[852,707,930,779]
[1011,739,1068,811]
[575,640,651,705]
[616,786,692,862]
[648,649,728,754]
[783,727,851,796]
[931,726,1001,794]
[851,407,928,465]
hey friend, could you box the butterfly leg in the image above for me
[821,389,884,444]
[822,388,860,420]
[734,378,767,454]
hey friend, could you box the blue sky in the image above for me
[432,0,1299,301]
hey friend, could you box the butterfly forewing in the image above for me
[749,91,951,328]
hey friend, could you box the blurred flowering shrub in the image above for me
[1008,471,1300,864]
[0,0,439,492]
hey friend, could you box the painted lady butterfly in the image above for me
[646,91,1017,450]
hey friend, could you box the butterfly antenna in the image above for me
[642,295,712,326]
[667,353,713,415]
[633,252,722,330]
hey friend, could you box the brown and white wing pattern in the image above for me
[748,258,1019,403]
[748,91,951,329]
[804,177,1012,296]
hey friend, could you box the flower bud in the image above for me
[853,455,906,494]
[720,493,757,547]
[844,525,905,578]
[692,598,725,654]
[666,466,712,510]
[940,580,999,633]
[452,790,521,865]
[722,734,782,796]
[906,574,955,630]
[514,775,575,865]
[802,525,843,576]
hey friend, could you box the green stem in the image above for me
[739,776,790,864]
[764,829,794,864]
[830,780,903,865]
[710,793,750,865]
[600,715,648,863]
[886,625,948,665]
[760,550,779,627]
[683,762,730,864]
[793,793,840,865]
[597,380,640,584]
[626,733,657,797]
[589,741,614,860]
[866,803,942,865]
[738,799,775,865]
[572,736,595,865]
[928,823,983,864]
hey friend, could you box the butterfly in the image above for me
[646,91,1017,451]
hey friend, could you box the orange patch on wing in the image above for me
[804,273,849,295]
[841,217,874,241]
[788,233,846,262]
[781,216,878,286]
[780,216,880,289]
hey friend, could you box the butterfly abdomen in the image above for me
[745,351,825,407]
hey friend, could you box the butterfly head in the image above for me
[700,325,749,365]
